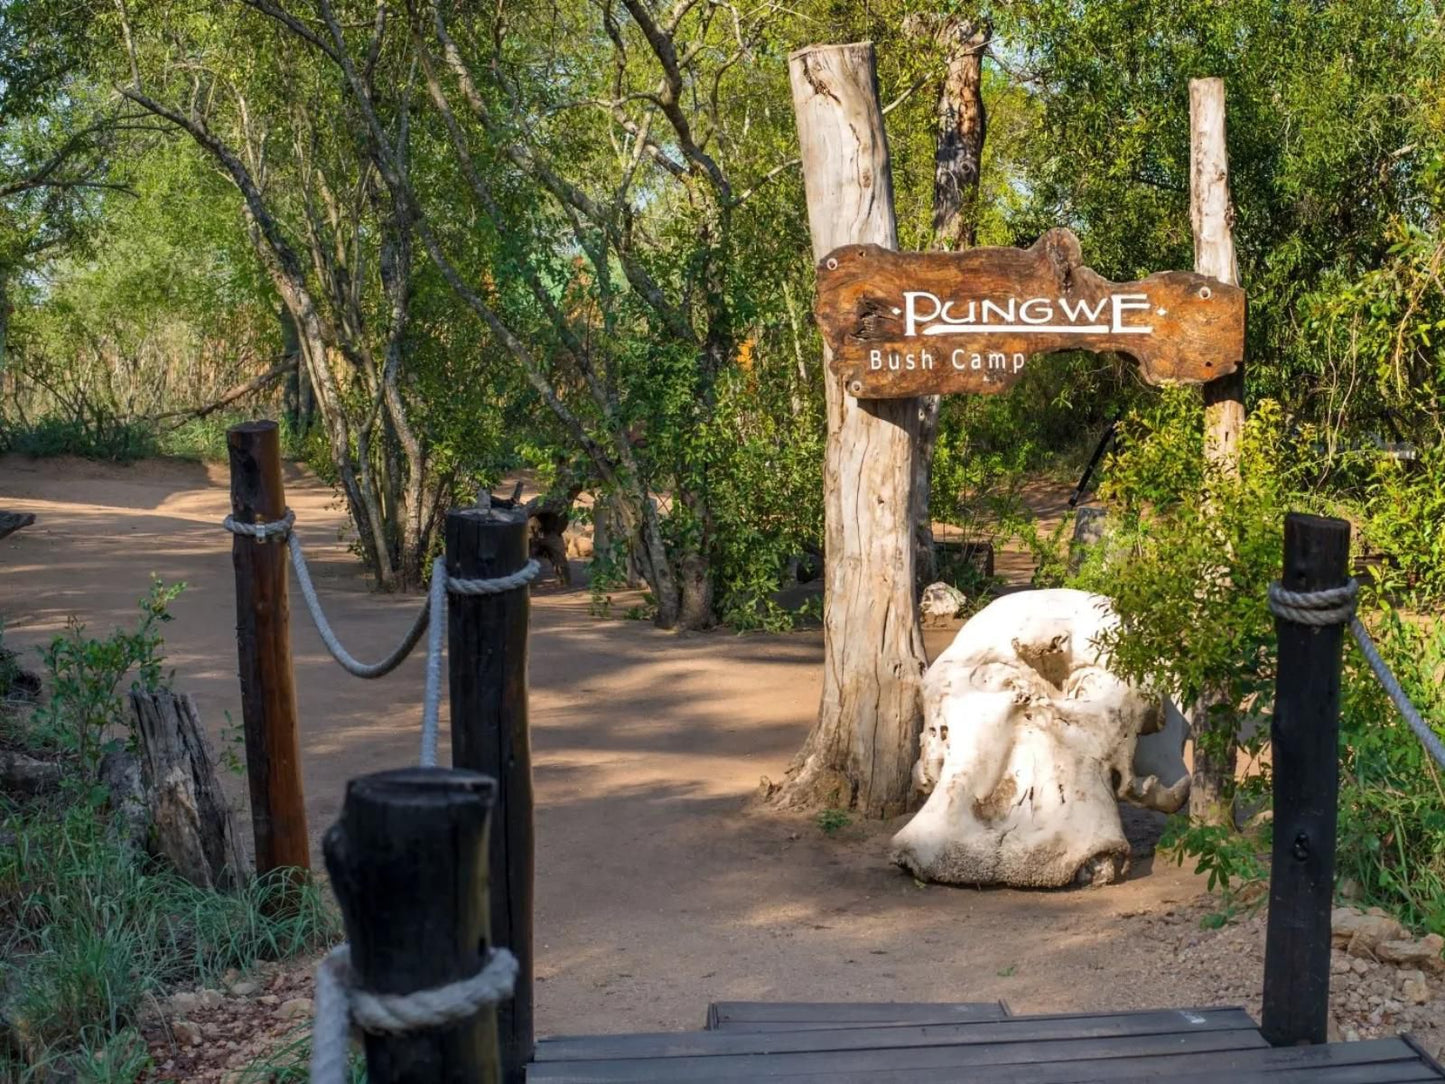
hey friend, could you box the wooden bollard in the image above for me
[227,420,309,876]
[445,506,533,1082]
[1261,512,1352,1046]
[324,767,502,1082]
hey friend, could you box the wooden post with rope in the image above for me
[446,503,534,1082]
[1261,512,1352,1046]
[324,767,503,1082]
[227,419,309,876]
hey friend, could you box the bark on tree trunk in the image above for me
[912,17,990,596]
[767,43,927,819]
[1190,76,1244,824]
[130,689,248,890]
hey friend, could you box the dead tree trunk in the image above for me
[1189,76,1245,823]
[1192,77,1244,470]
[912,17,991,593]
[130,689,247,890]
[767,43,927,820]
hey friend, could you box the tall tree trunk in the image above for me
[767,43,927,820]
[913,17,990,595]
[1190,76,1244,824]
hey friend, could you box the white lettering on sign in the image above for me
[902,290,1154,338]
[951,349,1026,373]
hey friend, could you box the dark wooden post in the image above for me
[446,505,533,1081]
[227,420,309,875]
[324,767,502,1083]
[1261,512,1352,1046]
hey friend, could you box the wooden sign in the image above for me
[815,228,1244,397]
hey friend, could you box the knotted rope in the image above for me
[310,944,519,1082]
[1267,578,1445,770]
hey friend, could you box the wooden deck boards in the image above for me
[526,1003,1445,1083]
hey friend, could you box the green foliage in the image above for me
[1083,390,1445,930]
[0,802,338,1066]
[816,809,852,836]
[0,578,337,1073]
[1161,816,1270,896]
[1076,391,1314,811]
[1337,610,1445,934]
[0,413,158,463]
[1362,442,1445,604]
[29,579,183,777]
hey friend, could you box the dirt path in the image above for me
[0,454,1222,1039]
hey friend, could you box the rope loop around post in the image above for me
[1267,578,1359,626]
[448,559,542,595]
[222,507,295,543]
[311,942,519,1083]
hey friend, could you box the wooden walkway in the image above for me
[527,1001,1445,1082]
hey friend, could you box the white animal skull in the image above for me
[891,589,1189,888]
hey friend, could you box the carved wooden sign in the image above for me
[815,228,1244,398]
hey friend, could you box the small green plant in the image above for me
[996,963,1017,977]
[33,578,185,777]
[816,809,851,836]
[1159,814,1270,928]
[218,710,246,776]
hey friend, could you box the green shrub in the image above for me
[1337,608,1445,934]
[29,579,184,778]
[0,415,158,463]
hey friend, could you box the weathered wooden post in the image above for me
[446,504,533,1082]
[325,767,502,1082]
[227,419,309,875]
[1261,512,1352,1046]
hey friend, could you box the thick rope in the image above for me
[220,511,540,681]
[310,943,518,1083]
[1349,616,1445,771]
[419,556,448,768]
[1268,577,1445,770]
[222,509,296,543]
[288,533,432,679]
[1266,579,1359,625]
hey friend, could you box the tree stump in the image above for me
[130,689,248,889]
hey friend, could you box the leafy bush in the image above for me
[1075,391,1317,821]
[0,582,339,1075]
[1077,389,1445,930]
[1363,442,1445,604]
[1337,608,1445,934]
[0,414,158,463]
[29,579,184,778]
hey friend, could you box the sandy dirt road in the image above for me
[0,454,1219,1038]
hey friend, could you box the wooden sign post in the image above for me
[816,228,1244,398]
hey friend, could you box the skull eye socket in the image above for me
[939,724,949,742]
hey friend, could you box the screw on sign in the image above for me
[814,228,1245,398]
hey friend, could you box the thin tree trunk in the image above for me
[913,17,990,595]
[1190,77,1243,823]
[767,43,927,820]
[1192,77,1244,471]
